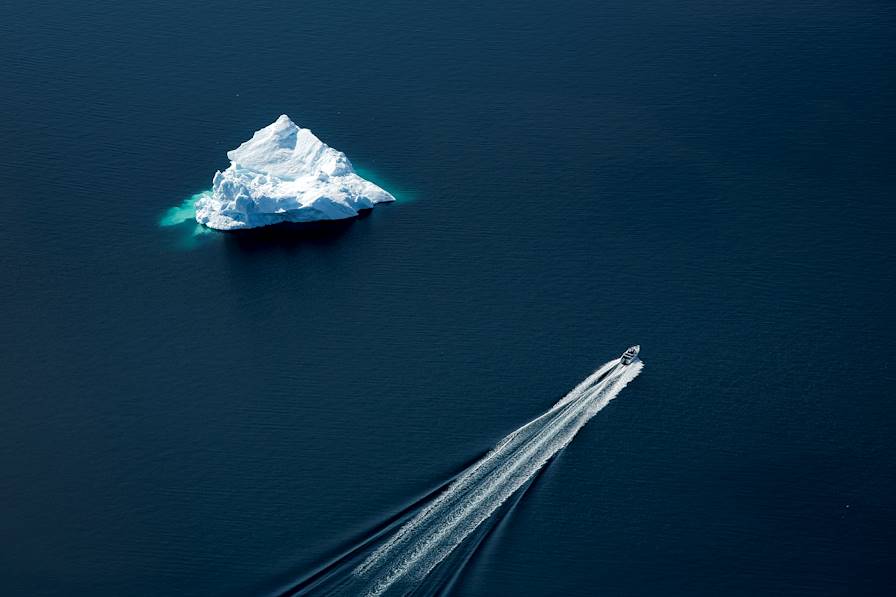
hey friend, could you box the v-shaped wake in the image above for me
[284,352,643,597]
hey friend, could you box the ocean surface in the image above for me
[1,1,894,595]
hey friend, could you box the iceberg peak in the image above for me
[226,115,351,179]
[195,115,394,230]
[274,113,294,126]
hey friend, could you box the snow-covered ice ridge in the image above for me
[195,115,395,230]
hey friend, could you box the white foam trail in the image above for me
[354,359,618,579]
[353,359,643,596]
[550,359,619,409]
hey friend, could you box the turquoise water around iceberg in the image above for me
[353,166,415,204]
[159,190,216,249]
[159,190,210,228]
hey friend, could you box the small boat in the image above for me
[620,345,640,365]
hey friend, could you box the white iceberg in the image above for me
[195,115,395,230]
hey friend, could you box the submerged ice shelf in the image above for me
[195,115,395,230]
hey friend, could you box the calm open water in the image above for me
[1,1,894,595]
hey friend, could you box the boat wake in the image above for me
[279,356,643,597]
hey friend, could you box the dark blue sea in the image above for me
[2,1,894,595]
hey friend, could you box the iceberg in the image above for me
[195,115,395,230]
